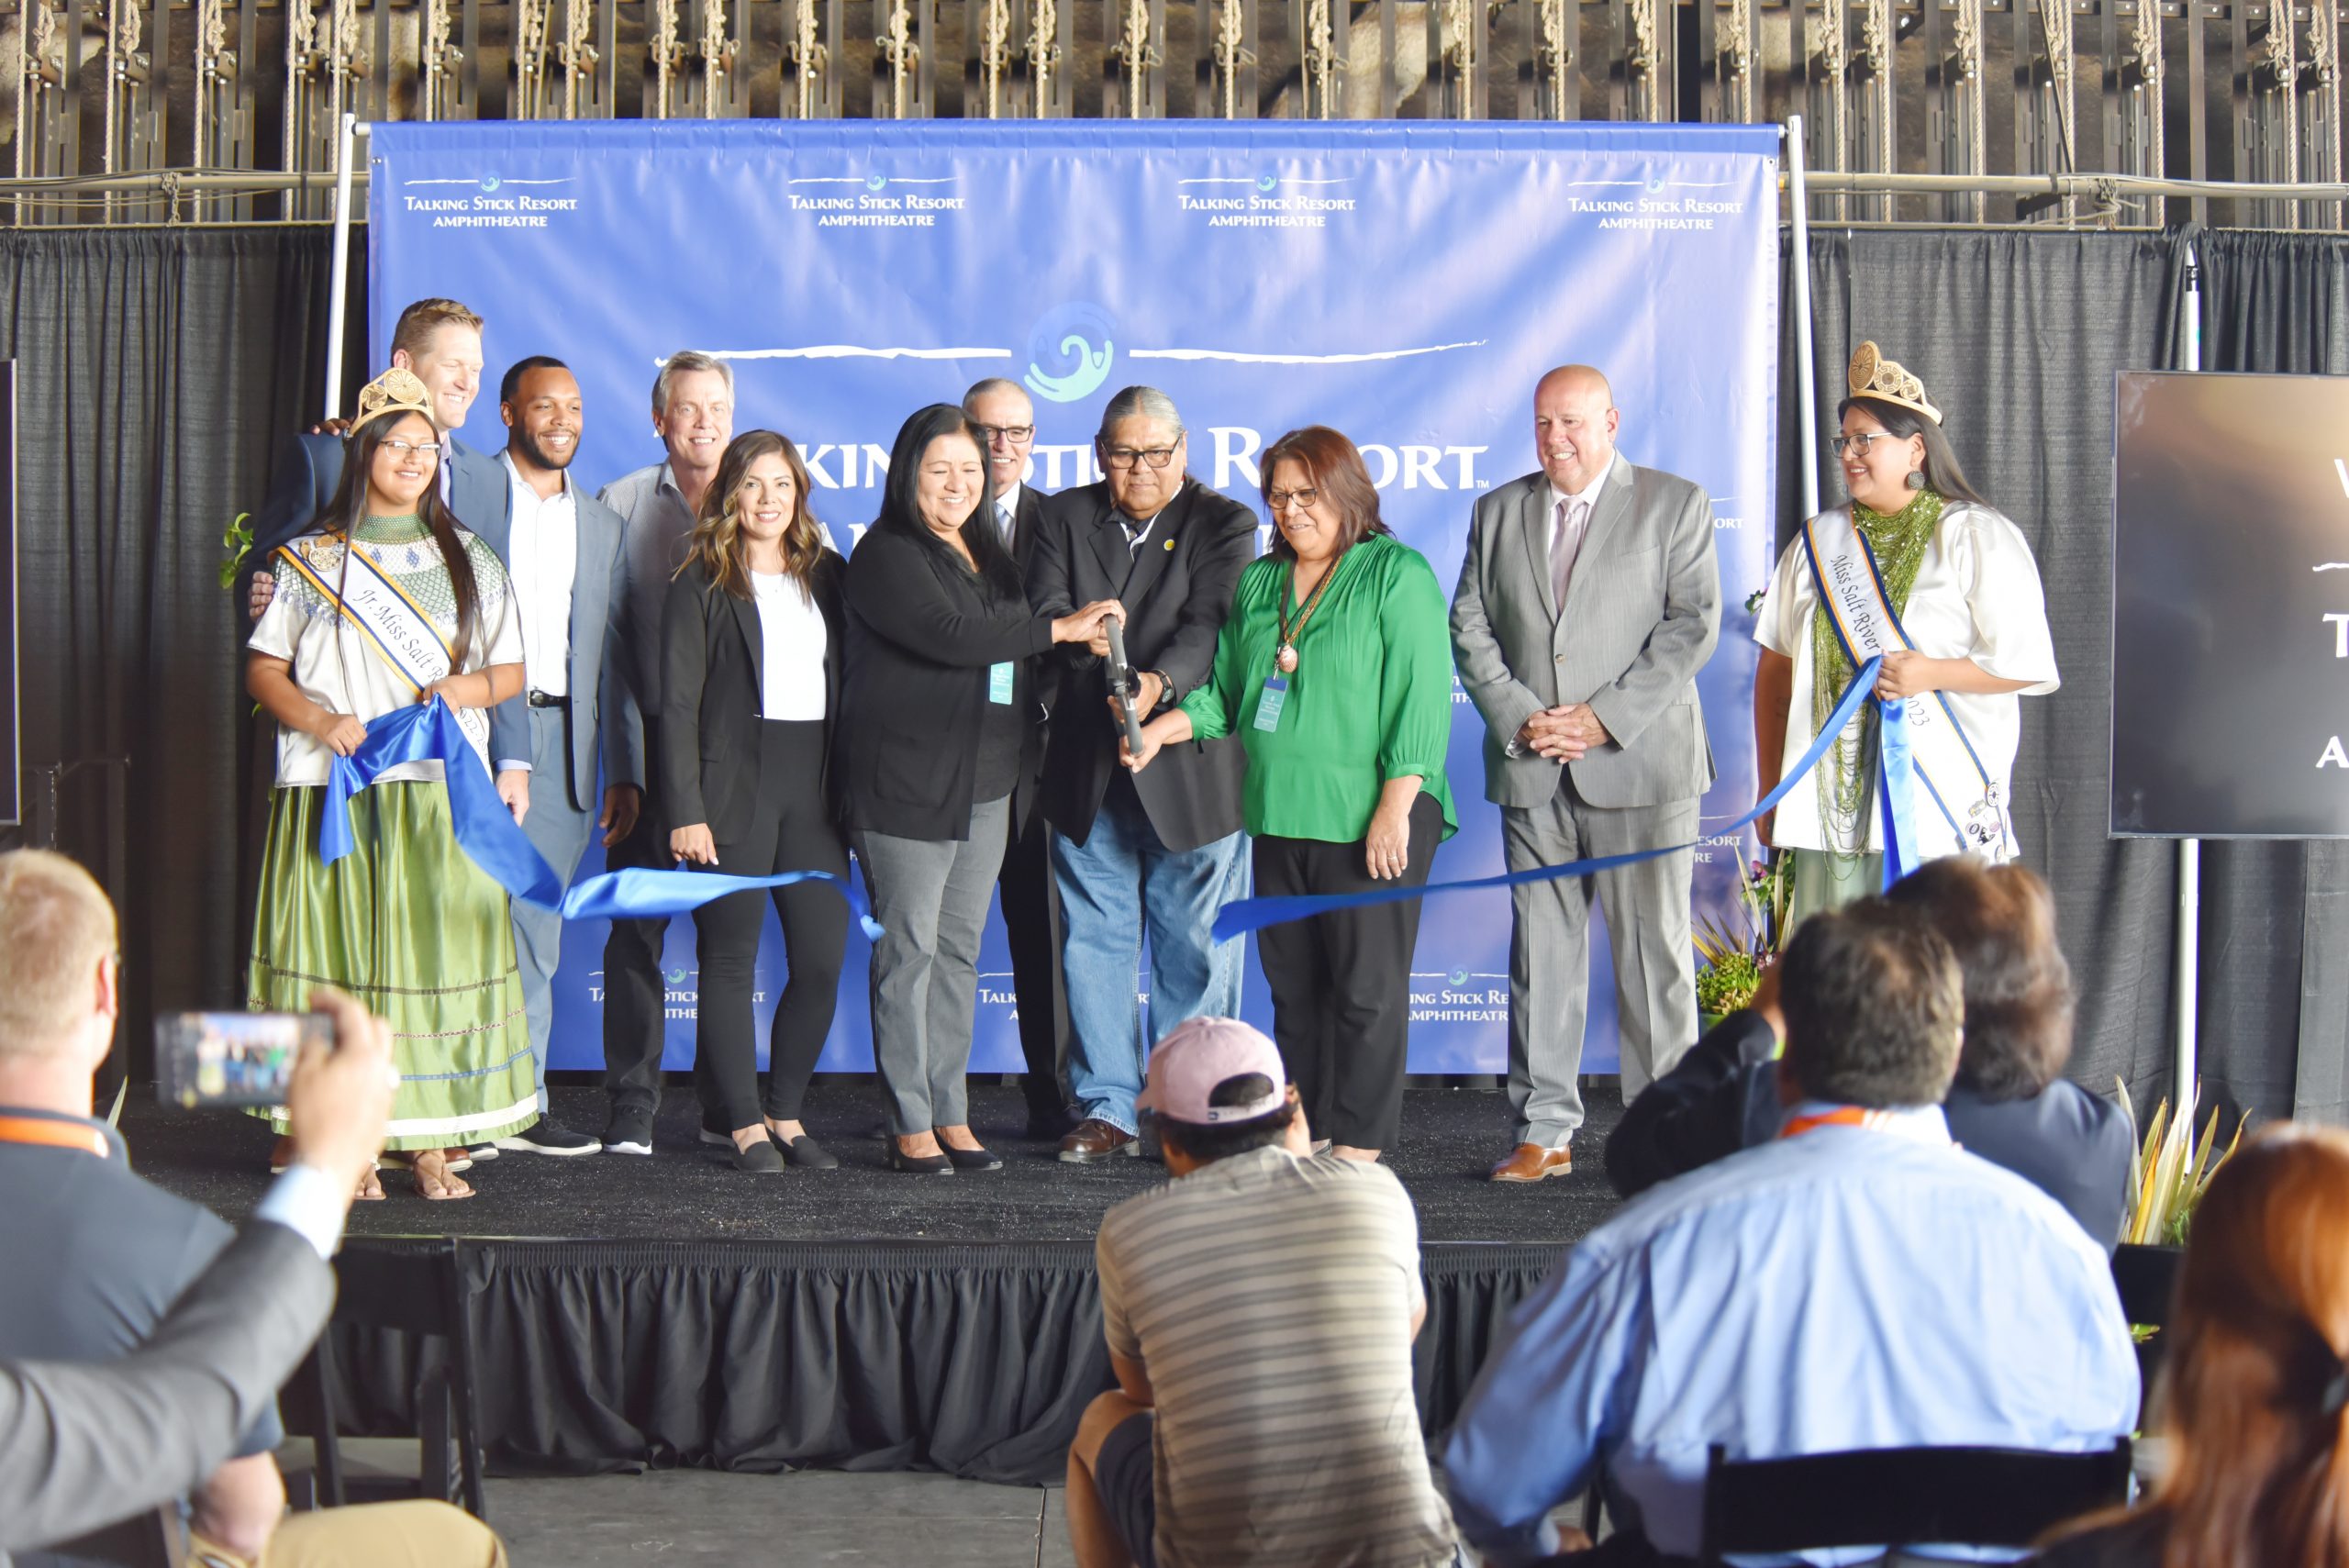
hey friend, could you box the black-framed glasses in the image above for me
[1102,446,1179,472]
[974,423,1035,445]
[1265,486,1321,511]
[1829,431,1899,458]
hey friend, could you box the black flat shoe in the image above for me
[730,1140,786,1174]
[940,1142,1003,1172]
[777,1133,840,1170]
[886,1143,955,1175]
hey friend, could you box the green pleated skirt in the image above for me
[1786,848,1886,931]
[248,783,539,1151]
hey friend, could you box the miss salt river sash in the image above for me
[1800,508,2015,866]
[272,535,495,762]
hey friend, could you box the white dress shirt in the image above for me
[503,453,580,698]
[751,570,829,721]
[1543,448,1617,604]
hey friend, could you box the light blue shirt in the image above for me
[1442,1105,2138,1566]
[251,1162,350,1261]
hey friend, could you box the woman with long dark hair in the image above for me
[662,429,851,1173]
[1753,341,2059,923]
[1126,426,1457,1163]
[2037,1123,2349,1568]
[837,404,1121,1174]
[246,367,536,1200]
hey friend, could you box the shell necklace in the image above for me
[1275,550,1342,674]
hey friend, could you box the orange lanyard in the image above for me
[0,1114,110,1159]
[1778,1106,1887,1140]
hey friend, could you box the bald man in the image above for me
[1450,366,1721,1183]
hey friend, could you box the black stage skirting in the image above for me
[131,1083,1620,1485]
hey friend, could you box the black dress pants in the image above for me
[689,719,851,1130]
[999,793,1071,1120]
[602,717,673,1115]
[1250,791,1442,1150]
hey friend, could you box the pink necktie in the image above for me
[1550,497,1586,609]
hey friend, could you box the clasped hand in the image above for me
[1515,702,1610,762]
[1871,650,1943,702]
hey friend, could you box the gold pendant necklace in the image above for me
[1276,554,1341,674]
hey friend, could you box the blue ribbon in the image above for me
[562,866,885,941]
[1209,655,1887,943]
[1875,696,1921,889]
[320,698,564,910]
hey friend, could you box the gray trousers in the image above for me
[1502,775,1699,1144]
[511,704,598,1110]
[854,795,1010,1135]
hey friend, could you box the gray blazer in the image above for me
[0,1223,332,1556]
[1451,457,1720,810]
[474,458,640,810]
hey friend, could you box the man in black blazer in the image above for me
[1027,385,1256,1162]
[963,377,1076,1140]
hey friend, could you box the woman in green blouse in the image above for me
[1125,425,1456,1162]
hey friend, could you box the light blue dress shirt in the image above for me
[1442,1105,2138,1566]
[251,1161,351,1261]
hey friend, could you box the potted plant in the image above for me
[1692,854,1794,1033]
[2112,1078,2250,1402]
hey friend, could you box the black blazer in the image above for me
[1026,477,1256,851]
[837,525,1054,842]
[659,551,847,846]
[1604,1008,2138,1246]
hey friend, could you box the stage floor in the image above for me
[126,1080,1626,1247]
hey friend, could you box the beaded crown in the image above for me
[350,366,439,434]
[1846,341,1942,426]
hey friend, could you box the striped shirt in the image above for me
[1096,1145,1458,1568]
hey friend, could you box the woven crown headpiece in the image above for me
[1847,341,1941,426]
[350,366,438,434]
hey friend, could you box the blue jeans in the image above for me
[1051,787,1249,1134]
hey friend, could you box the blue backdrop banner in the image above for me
[367,119,1780,1076]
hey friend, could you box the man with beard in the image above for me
[474,355,637,1156]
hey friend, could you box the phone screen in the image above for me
[154,1012,331,1110]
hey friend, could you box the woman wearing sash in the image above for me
[245,367,538,1200]
[662,430,852,1174]
[1125,427,1458,1163]
[1753,343,2059,925]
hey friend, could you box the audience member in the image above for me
[596,350,736,1152]
[1606,857,2134,1243]
[2036,1122,2349,1568]
[0,851,499,1565]
[1066,1017,1461,1568]
[1445,896,2138,1565]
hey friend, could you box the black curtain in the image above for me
[0,227,361,1071]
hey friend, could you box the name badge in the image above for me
[987,662,1015,705]
[1252,677,1288,732]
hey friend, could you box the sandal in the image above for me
[353,1165,385,1202]
[383,1149,476,1200]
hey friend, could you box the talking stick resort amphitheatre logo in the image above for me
[399,173,581,228]
[1175,172,1359,228]
[787,172,969,227]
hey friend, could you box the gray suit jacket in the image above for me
[475,456,639,811]
[0,1223,333,1556]
[1451,458,1720,810]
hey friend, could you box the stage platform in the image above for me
[128,1083,1623,1485]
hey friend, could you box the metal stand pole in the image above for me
[2174,243,2202,1106]
[323,115,363,421]
[1787,116,1820,520]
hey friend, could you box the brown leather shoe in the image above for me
[1490,1142,1573,1183]
[1058,1118,1140,1163]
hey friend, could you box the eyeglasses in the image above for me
[1829,432,1900,458]
[382,439,443,459]
[1102,446,1179,472]
[973,423,1035,445]
[1265,487,1320,511]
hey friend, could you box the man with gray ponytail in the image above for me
[1027,385,1257,1164]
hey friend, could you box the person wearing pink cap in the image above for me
[1064,1017,1463,1568]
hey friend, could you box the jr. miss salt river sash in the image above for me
[272,535,493,759]
[1799,507,2015,867]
